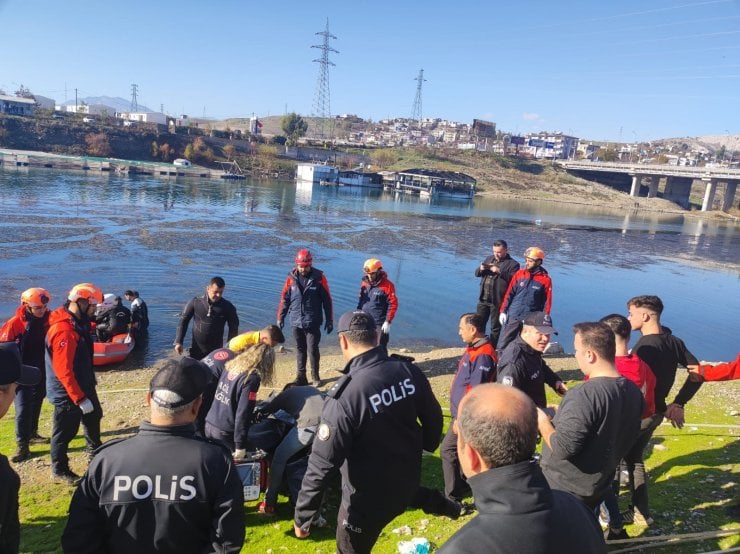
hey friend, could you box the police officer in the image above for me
[293,311,443,554]
[62,357,245,553]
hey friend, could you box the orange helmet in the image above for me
[67,283,103,305]
[21,287,51,308]
[295,249,313,267]
[363,258,383,274]
[524,247,545,261]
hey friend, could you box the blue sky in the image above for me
[1,0,738,141]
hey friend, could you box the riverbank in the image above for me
[4,346,739,553]
[2,145,738,220]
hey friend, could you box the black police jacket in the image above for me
[496,335,561,409]
[294,347,443,530]
[61,422,245,553]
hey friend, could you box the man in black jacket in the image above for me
[293,311,443,554]
[62,357,245,553]
[475,240,520,344]
[174,276,239,360]
[438,383,604,554]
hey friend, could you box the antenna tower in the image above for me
[311,18,339,139]
[130,83,138,112]
[411,69,426,128]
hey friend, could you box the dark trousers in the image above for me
[14,379,46,442]
[496,320,523,352]
[476,302,502,345]
[335,504,387,554]
[50,392,102,473]
[293,326,321,379]
[440,425,469,500]
[624,412,663,516]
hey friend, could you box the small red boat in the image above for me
[93,333,135,366]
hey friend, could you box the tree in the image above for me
[184,143,194,160]
[85,133,111,157]
[281,113,308,146]
[370,148,397,169]
[159,143,174,162]
[223,144,236,160]
[14,84,33,98]
[595,147,618,162]
[717,145,727,162]
[151,141,159,159]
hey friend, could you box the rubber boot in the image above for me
[11,442,30,463]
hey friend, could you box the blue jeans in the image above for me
[263,425,315,506]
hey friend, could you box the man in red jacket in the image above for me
[357,258,398,352]
[0,287,52,462]
[46,283,104,484]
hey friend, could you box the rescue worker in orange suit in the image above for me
[277,249,334,387]
[46,283,105,484]
[497,247,553,352]
[357,258,398,352]
[0,288,52,462]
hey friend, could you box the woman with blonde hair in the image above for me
[205,343,275,456]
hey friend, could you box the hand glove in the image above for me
[79,398,94,414]
[499,313,508,326]
[381,321,391,334]
[233,448,247,460]
[324,320,333,334]
[277,319,284,330]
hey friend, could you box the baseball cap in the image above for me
[0,342,40,386]
[523,312,557,335]
[337,310,377,333]
[149,357,209,408]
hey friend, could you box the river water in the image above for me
[1,168,738,366]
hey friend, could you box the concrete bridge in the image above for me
[558,161,740,211]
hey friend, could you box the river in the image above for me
[1,168,738,366]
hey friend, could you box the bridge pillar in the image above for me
[664,176,692,208]
[629,174,642,197]
[647,176,660,198]
[722,181,738,212]
[702,179,718,211]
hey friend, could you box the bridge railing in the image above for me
[558,160,740,179]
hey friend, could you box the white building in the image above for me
[0,94,35,115]
[116,111,167,125]
[63,103,117,116]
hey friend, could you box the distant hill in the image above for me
[61,96,153,113]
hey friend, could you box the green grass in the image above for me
[1,377,737,553]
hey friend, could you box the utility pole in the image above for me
[311,18,339,140]
[411,69,426,129]
[75,88,78,112]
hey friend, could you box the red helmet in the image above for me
[67,283,103,305]
[21,287,51,308]
[524,247,545,261]
[295,249,313,267]
[363,258,382,274]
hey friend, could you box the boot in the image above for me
[294,371,308,386]
[310,370,321,387]
[11,442,30,463]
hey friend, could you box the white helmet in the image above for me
[96,293,116,316]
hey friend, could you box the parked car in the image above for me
[82,117,95,123]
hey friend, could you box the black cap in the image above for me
[0,342,40,386]
[522,312,557,335]
[149,357,209,408]
[337,310,377,333]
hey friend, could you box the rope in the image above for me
[608,528,740,553]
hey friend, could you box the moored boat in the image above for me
[93,333,135,366]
